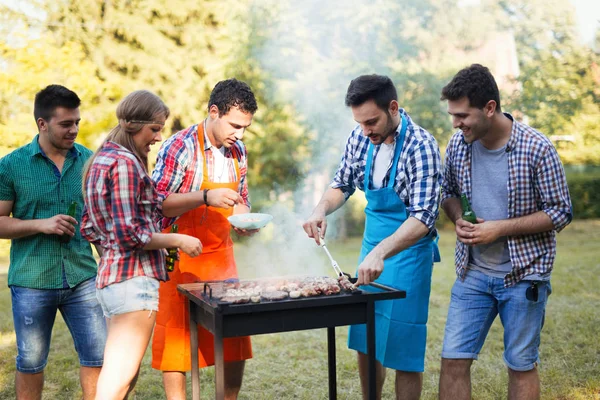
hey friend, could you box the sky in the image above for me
[571,0,599,46]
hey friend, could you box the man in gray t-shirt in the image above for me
[438,64,572,400]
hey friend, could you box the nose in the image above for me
[70,124,79,134]
[234,128,245,141]
[155,131,163,142]
[452,116,461,129]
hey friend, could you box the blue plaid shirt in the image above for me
[441,114,572,287]
[331,109,442,232]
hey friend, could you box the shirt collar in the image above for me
[29,134,80,159]
[459,112,518,149]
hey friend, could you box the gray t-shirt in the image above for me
[468,140,513,278]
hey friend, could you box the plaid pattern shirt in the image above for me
[441,114,572,287]
[81,142,168,288]
[331,109,442,231]
[152,122,250,228]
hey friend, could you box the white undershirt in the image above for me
[211,145,228,183]
[372,142,395,189]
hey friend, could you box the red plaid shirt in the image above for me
[152,122,250,228]
[81,142,168,288]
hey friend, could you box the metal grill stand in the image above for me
[178,283,406,400]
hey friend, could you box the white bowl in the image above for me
[228,213,273,230]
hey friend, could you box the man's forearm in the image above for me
[371,217,430,260]
[314,188,346,216]
[161,191,204,218]
[495,211,554,236]
[442,197,462,224]
[0,216,42,239]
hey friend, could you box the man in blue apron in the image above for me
[303,74,442,400]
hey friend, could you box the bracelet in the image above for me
[203,189,210,206]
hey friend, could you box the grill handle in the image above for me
[203,283,212,299]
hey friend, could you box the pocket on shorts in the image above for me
[97,284,128,316]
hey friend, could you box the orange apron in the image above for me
[152,123,252,371]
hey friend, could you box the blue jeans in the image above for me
[11,277,107,373]
[442,269,550,371]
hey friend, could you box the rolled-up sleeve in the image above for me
[536,146,572,232]
[406,138,442,230]
[331,131,358,199]
[111,158,153,249]
[441,136,460,204]
[80,206,100,243]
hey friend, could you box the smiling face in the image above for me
[351,99,398,145]
[38,107,81,153]
[447,97,495,144]
[208,105,253,149]
[132,114,166,157]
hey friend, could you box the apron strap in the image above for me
[364,114,408,190]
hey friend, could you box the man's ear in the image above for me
[388,100,399,116]
[484,100,497,117]
[37,117,47,132]
[208,104,220,120]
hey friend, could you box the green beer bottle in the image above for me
[460,194,478,224]
[165,224,179,272]
[60,201,78,243]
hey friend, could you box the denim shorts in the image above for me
[11,277,107,373]
[96,276,159,318]
[441,269,551,371]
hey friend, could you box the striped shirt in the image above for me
[331,109,442,231]
[152,122,250,227]
[81,141,167,288]
[0,135,97,289]
[441,113,572,287]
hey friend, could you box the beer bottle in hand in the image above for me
[60,201,78,243]
[165,224,179,272]
[460,194,478,224]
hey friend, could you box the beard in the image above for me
[369,113,397,144]
[47,126,76,151]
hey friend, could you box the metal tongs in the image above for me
[319,236,345,278]
[319,236,394,291]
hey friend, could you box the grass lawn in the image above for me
[0,220,599,399]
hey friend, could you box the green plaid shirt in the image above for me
[0,135,98,289]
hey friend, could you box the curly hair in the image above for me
[345,74,397,111]
[208,78,258,116]
[441,64,502,112]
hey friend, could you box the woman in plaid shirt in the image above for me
[81,90,202,399]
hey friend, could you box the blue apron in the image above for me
[347,115,440,372]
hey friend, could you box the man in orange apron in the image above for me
[151,79,259,400]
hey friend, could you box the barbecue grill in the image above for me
[178,278,406,400]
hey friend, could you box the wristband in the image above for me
[203,189,210,206]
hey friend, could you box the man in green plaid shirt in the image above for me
[0,85,106,399]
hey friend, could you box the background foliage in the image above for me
[0,0,599,232]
